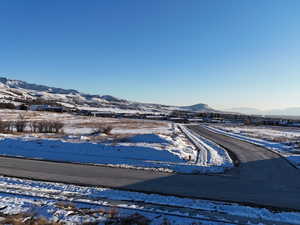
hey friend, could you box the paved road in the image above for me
[0,125,300,210]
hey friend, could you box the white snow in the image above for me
[0,130,228,174]
[111,127,172,135]
[210,124,300,142]
[0,176,299,224]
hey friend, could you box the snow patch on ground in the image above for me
[209,124,300,142]
[121,133,170,144]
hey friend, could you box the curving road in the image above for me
[188,125,299,180]
[0,125,300,210]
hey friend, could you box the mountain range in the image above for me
[1,77,298,116]
[0,77,216,114]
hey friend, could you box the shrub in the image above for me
[19,104,28,110]
[0,102,16,109]
[103,126,113,135]
[93,125,113,135]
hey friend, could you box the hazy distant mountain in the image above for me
[267,108,300,116]
[228,107,263,115]
[228,107,300,116]
[0,77,217,114]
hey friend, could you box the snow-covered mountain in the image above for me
[0,77,216,114]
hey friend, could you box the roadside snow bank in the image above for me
[204,125,300,168]
[179,125,233,170]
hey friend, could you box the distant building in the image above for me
[29,105,64,112]
[168,117,188,123]
[145,115,166,120]
[91,111,115,117]
[187,118,203,123]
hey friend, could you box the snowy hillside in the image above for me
[179,103,216,112]
[0,77,216,114]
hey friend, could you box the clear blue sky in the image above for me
[0,0,299,110]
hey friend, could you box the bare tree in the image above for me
[37,121,48,133]
[0,119,13,132]
[14,114,27,132]
[52,121,64,133]
[29,121,39,133]
[0,119,6,132]
[14,120,27,132]
[3,121,14,132]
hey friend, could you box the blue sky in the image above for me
[0,0,299,110]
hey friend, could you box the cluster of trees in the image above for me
[0,115,64,133]
[0,102,16,109]
[29,120,64,133]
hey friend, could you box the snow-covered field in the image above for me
[0,176,299,225]
[209,124,300,143]
[205,124,300,168]
[0,110,232,174]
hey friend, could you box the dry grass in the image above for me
[55,202,114,218]
[106,213,151,225]
[54,202,151,225]
[0,213,63,225]
[0,202,153,225]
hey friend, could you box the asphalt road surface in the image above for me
[0,125,300,210]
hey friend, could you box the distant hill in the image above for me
[179,103,217,112]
